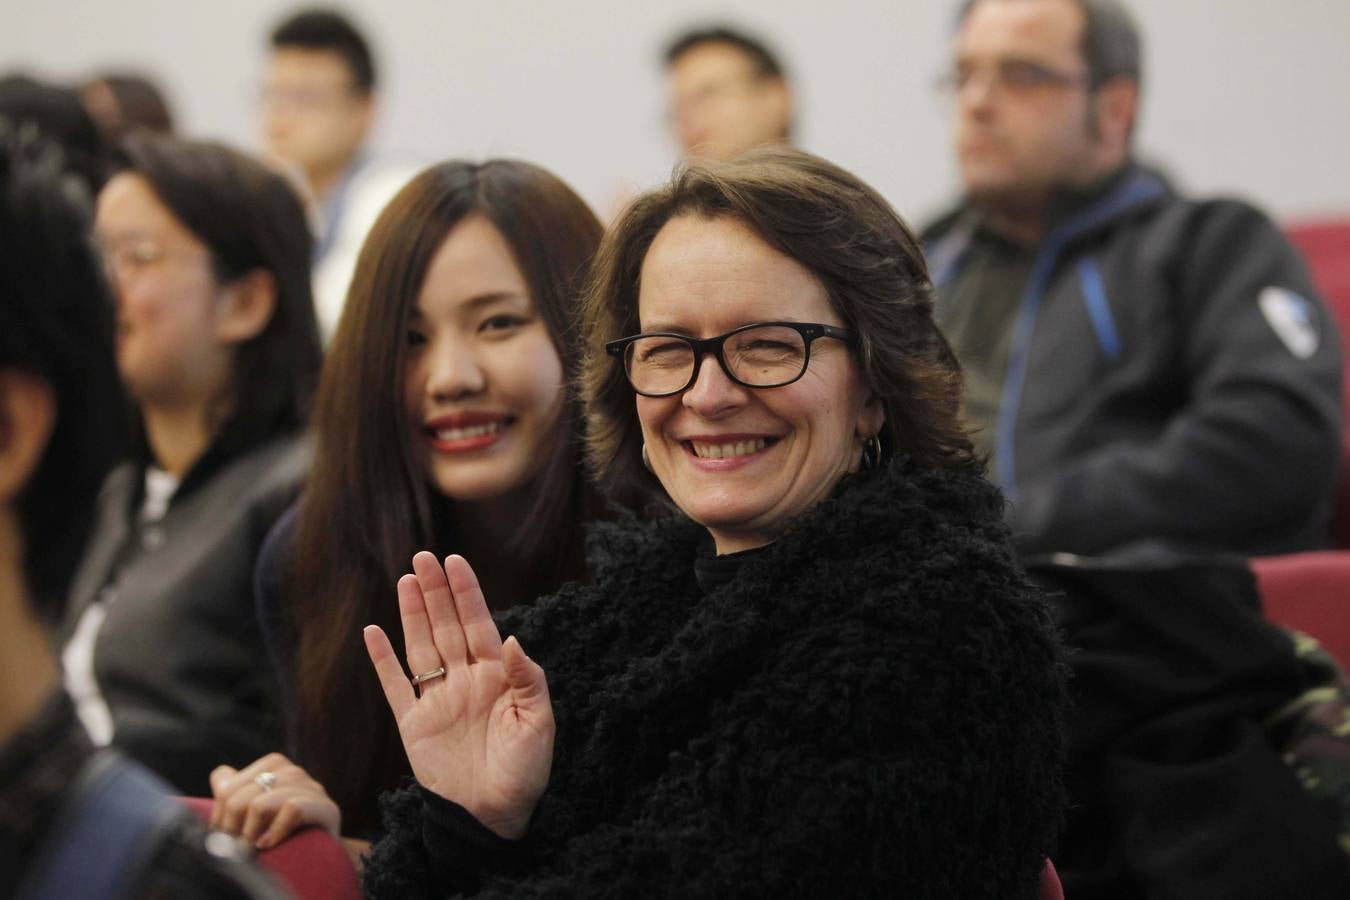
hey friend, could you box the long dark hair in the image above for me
[0,122,126,621]
[115,133,321,453]
[290,159,602,832]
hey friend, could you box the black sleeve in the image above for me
[252,503,299,737]
[1011,201,1343,555]
[361,785,529,900]
[363,579,1064,899]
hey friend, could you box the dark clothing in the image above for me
[362,459,1067,899]
[1033,556,1350,898]
[691,540,769,594]
[60,432,308,795]
[2,690,284,900]
[925,165,1344,559]
[936,215,1034,463]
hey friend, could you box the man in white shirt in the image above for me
[261,8,416,340]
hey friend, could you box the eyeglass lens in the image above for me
[624,324,808,395]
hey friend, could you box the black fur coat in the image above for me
[363,459,1066,898]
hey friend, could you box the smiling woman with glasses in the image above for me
[357,147,1067,899]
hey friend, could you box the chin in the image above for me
[428,468,524,505]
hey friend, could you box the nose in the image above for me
[958,70,998,118]
[681,351,748,419]
[425,335,486,401]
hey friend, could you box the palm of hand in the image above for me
[365,552,555,840]
[398,649,553,837]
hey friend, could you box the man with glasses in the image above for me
[924,0,1342,560]
[664,25,794,162]
[261,8,414,340]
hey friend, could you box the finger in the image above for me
[365,624,415,720]
[398,565,445,677]
[217,783,263,835]
[208,765,238,830]
[240,790,284,844]
[258,795,341,849]
[503,635,551,708]
[413,550,467,670]
[445,554,503,664]
[212,753,291,833]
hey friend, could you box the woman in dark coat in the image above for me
[360,147,1067,898]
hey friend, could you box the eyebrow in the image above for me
[638,315,808,334]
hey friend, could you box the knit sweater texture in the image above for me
[362,458,1066,898]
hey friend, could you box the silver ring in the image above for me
[411,665,447,688]
[254,771,277,793]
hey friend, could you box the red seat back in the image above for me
[1251,550,1350,670]
[1287,220,1350,546]
[180,797,362,900]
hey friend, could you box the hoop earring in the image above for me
[642,442,653,473]
[861,433,882,470]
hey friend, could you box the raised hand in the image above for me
[363,551,554,840]
[208,752,341,849]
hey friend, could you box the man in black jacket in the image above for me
[924,0,1343,559]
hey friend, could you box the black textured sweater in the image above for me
[362,459,1066,898]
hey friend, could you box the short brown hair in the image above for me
[581,146,976,509]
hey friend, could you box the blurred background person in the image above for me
[59,132,322,796]
[923,0,1341,560]
[0,72,108,192]
[262,7,417,341]
[922,1,1350,893]
[0,122,282,900]
[80,69,175,142]
[664,24,794,162]
[208,159,604,855]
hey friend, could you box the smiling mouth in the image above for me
[424,417,513,452]
[685,437,776,460]
[431,421,506,442]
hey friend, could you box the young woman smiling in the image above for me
[208,160,603,851]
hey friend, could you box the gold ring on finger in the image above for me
[411,665,447,689]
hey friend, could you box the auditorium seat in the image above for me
[1287,219,1350,546]
[180,797,362,900]
[1251,550,1350,671]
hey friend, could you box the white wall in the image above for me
[6,0,1349,225]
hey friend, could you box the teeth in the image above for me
[434,421,504,441]
[690,438,768,459]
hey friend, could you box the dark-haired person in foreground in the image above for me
[664,24,794,161]
[0,124,283,899]
[262,7,416,339]
[358,148,1066,898]
[58,133,322,797]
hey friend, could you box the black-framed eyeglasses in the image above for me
[605,321,858,398]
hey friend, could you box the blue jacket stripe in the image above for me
[1078,258,1122,360]
[995,171,1166,495]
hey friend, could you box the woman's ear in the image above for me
[214,268,277,345]
[856,391,886,442]
[0,370,55,506]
